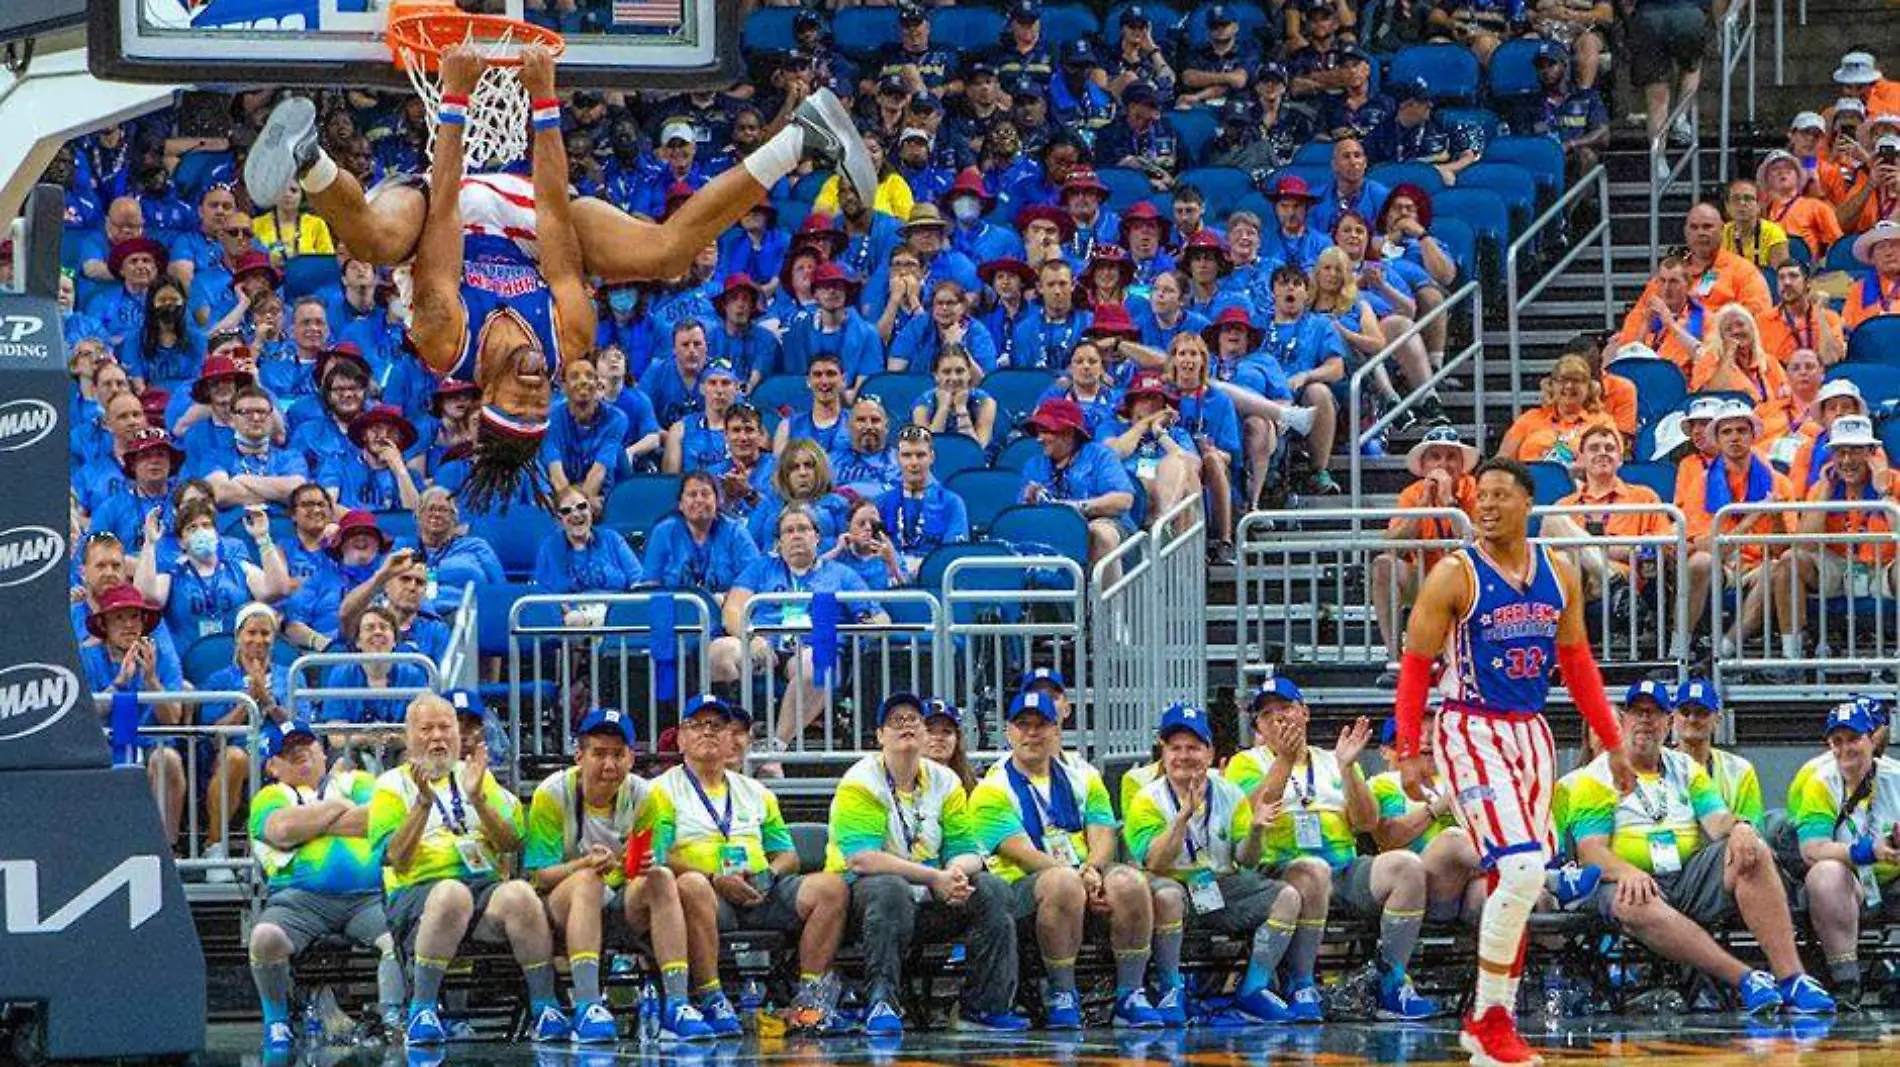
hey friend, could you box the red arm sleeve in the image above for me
[1394,650,1436,761]
[1556,640,1623,751]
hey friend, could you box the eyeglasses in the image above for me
[557,502,591,517]
[882,712,925,729]
[234,406,272,417]
[679,718,729,733]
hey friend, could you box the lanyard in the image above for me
[290,777,330,806]
[431,775,469,834]
[1288,759,1317,809]
[896,493,928,550]
[1631,768,1671,824]
[1165,780,1214,864]
[683,764,734,840]
[1835,771,1877,839]
[884,759,925,857]
[1782,307,1813,351]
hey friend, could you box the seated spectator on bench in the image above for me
[1366,79,1481,187]
[1018,398,1137,568]
[707,275,778,390]
[1012,259,1091,372]
[665,361,745,475]
[524,709,718,1044]
[205,385,308,508]
[1670,679,1765,825]
[1502,43,1609,176]
[248,719,402,1054]
[970,690,1162,1029]
[877,426,971,577]
[1790,415,1899,606]
[1552,425,1670,601]
[547,356,631,500]
[913,346,998,447]
[1223,681,1439,1021]
[1789,379,1882,491]
[73,389,147,515]
[826,693,1029,1035]
[1756,265,1844,370]
[1758,348,1826,466]
[709,408,774,521]
[1558,690,1837,1015]
[593,347,662,475]
[895,281,998,376]
[290,351,374,473]
[90,427,184,556]
[1313,139,1390,237]
[1332,212,1449,427]
[1039,341,1119,436]
[1125,702,1306,1025]
[1790,701,1900,1011]
[1756,150,1843,263]
[535,485,644,596]
[1691,306,1786,400]
[1162,334,1241,563]
[749,441,848,550]
[826,498,909,591]
[368,693,565,1045]
[1617,252,1708,371]
[643,473,762,606]
[80,584,188,846]
[197,601,291,868]
[406,487,504,616]
[322,405,422,513]
[1497,355,1619,466]
[1229,268,1346,498]
[1720,179,1792,270]
[314,605,431,727]
[1098,371,1204,536]
[1843,220,1900,332]
[773,355,851,458]
[641,694,852,1035]
[339,547,450,663]
[1678,401,1800,667]
[1369,715,1486,924]
[137,499,287,648]
[1374,427,1480,684]
[830,397,901,500]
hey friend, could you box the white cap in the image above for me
[1830,414,1880,448]
[660,120,698,145]
[1650,412,1688,460]
[1834,96,1869,117]
[1816,378,1867,411]
[1610,341,1659,364]
[1756,149,1801,185]
[898,126,932,144]
[1872,114,1900,130]
[1834,51,1883,85]
[1684,394,1728,422]
[1789,111,1826,132]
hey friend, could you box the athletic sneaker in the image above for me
[245,96,321,209]
[791,89,877,209]
[569,1002,617,1045]
[529,1005,572,1042]
[659,1000,716,1042]
[1044,989,1083,1030]
[263,1020,295,1054]
[1460,1005,1541,1066]
[695,991,743,1037]
[404,1006,448,1046]
[1152,985,1188,1027]
[1549,864,1602,909]
[863,999,904,1036]
[1376,974,1439,1021]
[1287,982,1325,1023]
[1779,974,1837,1015]
[956,1007,1031,1032]
[1232,987,1294,1023]
[1112,988,1164,1029]
[1739,970,1783,1014]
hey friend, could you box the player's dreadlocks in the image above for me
[459,406,552,515]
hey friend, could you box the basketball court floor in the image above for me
[200,1014,1900,1067]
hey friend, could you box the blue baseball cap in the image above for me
[1825,701,1877,738]
[1158,702,1212,745]
[923,698,963,726]
[445,688,484,720]
[702,360,742,384]
[877,692,926,727]
[1020,667,1067,693]
[1008,690,1062,724]
[1395,77,1433,105]
[1248,676,1304,714]
[261,718,319,762]
[682,693,739,722]
[1119,5,1152,27]
[1674,679,1721,714]
[1853,694,1891,728]
[577,707,636,745]
[1380,718,1399,746]
[1623,679,1674,712]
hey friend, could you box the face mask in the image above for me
[951,197,983,224]
[608,290,639,315]
[185,528,218,561]
[236,428,270,450]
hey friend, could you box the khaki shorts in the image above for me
[1815,554,1896,598]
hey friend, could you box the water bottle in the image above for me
[638,980,661,1044]
[1540,963,1565,1028]
[737,978,765,1026]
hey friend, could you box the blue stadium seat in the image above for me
[1825,243,1864,273]
[931,6,1006,49]
[1040,4,1101,46]
[1528,461,1574,505]
[1368,162,1445,195]
[931,433,987,480]
[1434,187,1509,257]
[1486,38,1545,98]
[1391,44,1481,103]
[469,508,559,581]
[1827,361,1900,404]
[1096,166,1156,211]
[1427,217,1475,277]
[741,6,803,54]
[1232,192,1274,224]
[1619,461,1678,502]
[860,372,932,424]
[475,582,536,658]
[183,635,236,687]
[921,542,1032,624]
[1482,136,1565,202]
[1609,359,1687,436]
[1177,167,1254,213]
[917,541,1018,598]
[1104,2,1181,46]
[1457,162,1537,237]
[981,368,1056,429]
[992,435,1046,472]
[946,468,1027,534]
[832,7,901,60]
[988,504,1090,572]
[603,474,683,543]
[283,254,340,300]
[374,508,418,546]
[1181,1,1268,47]
[1274,164,1334,192]
[1292,141,1335,167]
[1787,236,1812,265]
[748,373,808,418]
[1883,418,1900,459]
[1439,107,1502,150]
[774,200,812,234]
[1845,315,1900,367]
[1169,108,1220,167]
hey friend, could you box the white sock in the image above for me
[1279,404,1317,436]
[1781,633,1801,659]
[1475,855,1543,1014]
[742,125,807,188]
[299,149,339,194]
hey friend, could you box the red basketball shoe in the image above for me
[1459,1006,1543,1066]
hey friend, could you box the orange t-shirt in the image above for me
[1503,406,1620,465]
[1675,454,1794,561]
[1753,303,1844,365]
[1389,475,1479,568]
[1754,401,1817,457]
[1600,372,1638,438]
[1788,435,1891,495]
[1842,274,1900,332]
[1817,162,1884,235]
[1688,346,1789,402]
[1616,299,1707,370]
[1804,472,1898,563]
[1556,479,1670,540]
[1763,194,1844,261]
[1679,250,1773,316]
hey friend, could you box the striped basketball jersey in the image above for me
[1442,544,1566,714]
[448,173,565,385]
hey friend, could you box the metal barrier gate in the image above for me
[1091,495,1209,771]
[941,555,1087,766]
[100,689,262,882]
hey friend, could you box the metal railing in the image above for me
[1717,0,1758,184]
[941,554,1087,764]
[1531,503,1690,671]
[1153,495,1210,717]
[1711,500,1899,714]
[98,690,262,881]
[1506,166,1614,421]
[440,583,478,692]
[1649,89,1701,272]
[286,651,440,717]
[507,591,714,778]
[1347,280,1485,507]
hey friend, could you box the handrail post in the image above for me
[1599,169,1613,330]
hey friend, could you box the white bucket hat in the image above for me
[1835,51,1883,85]
[1404,425,1481,478]
[1816,378,1869,414]
[1650,411,1688,460]
[1830,414,1880,448]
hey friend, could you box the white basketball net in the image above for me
[396,26,533,171]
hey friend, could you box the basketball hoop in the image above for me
[385,0,567,171]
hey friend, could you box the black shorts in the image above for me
[1626,3,1709,86]
[386,876,506,954]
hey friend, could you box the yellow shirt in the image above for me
[253,211,336,260]
[1720,219,1789,269]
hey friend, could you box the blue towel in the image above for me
[110,690,140,767]
[1004,757,1082,846]
[650,592,678,698]
[1704,452,1776,516]
[810,591,840,688]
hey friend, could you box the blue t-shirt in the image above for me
[317,455,405,512]
[544,401,631,492]
[731,557,880,626]
[532,530,645,594]
[312,662,433,724]
[641,516,761,593]
[747,493,849,551]
[781,311,885,384]
[200,663,291,725]
[161,555,254,645]
[80,640,186,709]
[404,534,507,616]
[1010,311,1093,372]
[705,322,781,385]
[1019,441,1136,511]
[875,482,970,561]
[893,316,1000,375]
[829,446,901,499]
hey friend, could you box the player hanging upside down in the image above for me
[244,47,874,510]
[1393,458,1635,1067]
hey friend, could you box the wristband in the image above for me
[1851,835,1878,867]
[438,96,468,127]
[531,98,561,132]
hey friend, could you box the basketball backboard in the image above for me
[89,0,742,90]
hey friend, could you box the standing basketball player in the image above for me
[1393,458,1634,1067]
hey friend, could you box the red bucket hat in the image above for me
[429,378,482,417]
[86,585,162,640]
[979,257,1038,287]
[811,262,864,301]
[1080,244,1136,291]
[1025,397,1090,441]
[1179,231,1232,276]
[326,509,391,558]
[1201,306,1264,350]
[1265,174,1320,203]
[347,404,419,453]
[107,237,168,279]
[120,427,186,476]
[189,354,256,403]
[941,167,995,211]
[1085,303,1141,341]
[1117,370,1176,418]
[1014,204,1077,242]
[712,273,767,316]
[1117,201,1166,247]
[316,342,373,389]
[229,250,283,290]
[793,214,849,260]
[1061,167,1110,202]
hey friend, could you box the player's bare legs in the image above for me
[245,95,428,266]
[517,48,597,359]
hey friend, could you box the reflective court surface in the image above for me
[204,1016,1900,1067]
